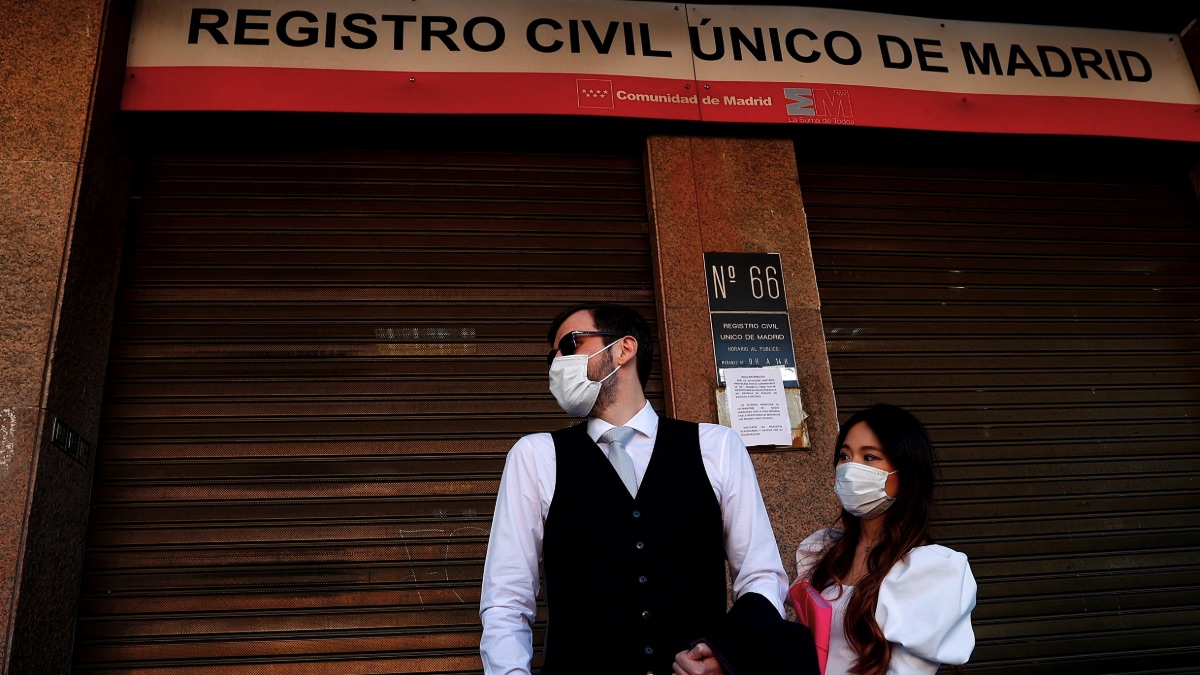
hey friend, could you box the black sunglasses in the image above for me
[546,331,622,366]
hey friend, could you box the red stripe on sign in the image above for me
[121,66,703,120]
[698,81,1200,142]
[121,66,1200,141]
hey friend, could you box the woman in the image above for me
[794,403,976,675]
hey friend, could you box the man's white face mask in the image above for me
[548,340,621,417]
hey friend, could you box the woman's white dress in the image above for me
[795,528,978,675]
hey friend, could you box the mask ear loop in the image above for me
[587,337,627,384]
[596,362,621,383]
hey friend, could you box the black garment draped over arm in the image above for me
[694,591,821,675]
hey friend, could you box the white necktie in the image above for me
[601,426,638,497]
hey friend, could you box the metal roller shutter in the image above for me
[802,141,1200,674]
[73,125,659,673]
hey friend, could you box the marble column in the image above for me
[0,1,133,672]
[644,135,840,584]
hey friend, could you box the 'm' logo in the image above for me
[784,88,815,116]
[784,88,854,118]
[577,79,615,109]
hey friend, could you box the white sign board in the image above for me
[725,367,793,447]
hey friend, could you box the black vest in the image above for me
[541,418,727,675]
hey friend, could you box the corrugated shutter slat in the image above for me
[74,140,656,674]
[804,153,1200,673]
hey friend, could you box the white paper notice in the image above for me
[725,367,793,446]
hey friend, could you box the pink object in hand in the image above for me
[789,580,832,675]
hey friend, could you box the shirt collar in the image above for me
[588,400,658,442]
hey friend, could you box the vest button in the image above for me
[639,575,648,583]
[632,510,641,518]
[635,541,645,549]
[645,646,654,654]
[642,610,651,619]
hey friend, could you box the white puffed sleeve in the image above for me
[794,528,840,581]
[875,544,977,673]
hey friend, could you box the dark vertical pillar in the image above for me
[1182,20,1200,197]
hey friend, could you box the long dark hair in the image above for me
[809,403,937,675]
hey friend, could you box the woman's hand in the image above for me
[673,642,725,675]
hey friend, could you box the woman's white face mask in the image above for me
[548,340,621,417]
[834,461,897,519]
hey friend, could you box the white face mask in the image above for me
[548,340,622,417]
[834,462,897,519]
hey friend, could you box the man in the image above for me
[479,302,790,675]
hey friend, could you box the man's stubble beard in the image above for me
[588,348,620,416]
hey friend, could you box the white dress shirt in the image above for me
[479,401,789,675]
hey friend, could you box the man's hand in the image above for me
[673,642,725,675]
